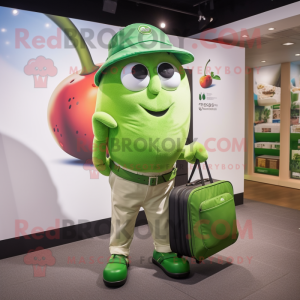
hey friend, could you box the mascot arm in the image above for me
[92,112,117,176]
[178,141,208,164]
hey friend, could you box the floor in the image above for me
[244,180,300,210]
[1,199,300,300]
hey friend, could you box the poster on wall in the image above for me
[168,37,245,191]
[253,64,281,176]
[290,62,300,179]
[0,6,245,242]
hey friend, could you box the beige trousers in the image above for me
[108,167,174,256]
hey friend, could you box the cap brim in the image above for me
[94,42,194,86]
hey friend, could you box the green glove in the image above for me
[92,112,117,176]
[178,141,208,164]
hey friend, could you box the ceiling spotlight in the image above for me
[268,27,275,31]
[1,28,6,32]
[160,23,166,28]
[295,54,300,56]
[283,42,294,46]
[5,41,10,45]
[103,0,118,14]
[12,9,19,15]
[242,35,248,38]
[210,18,213,22]
[198,8,206,21]
[45,23,50,28]
[261,60,266,62]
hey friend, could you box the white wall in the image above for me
[169,37,245,194]
[0,7,245,241]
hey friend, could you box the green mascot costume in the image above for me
[92,23,208,287]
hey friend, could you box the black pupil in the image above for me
[132,64,147,79]
[158,63,174,78]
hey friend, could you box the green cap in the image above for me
[94,23,194,86]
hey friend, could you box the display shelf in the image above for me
[254,148,280,156]
[255,167,279,176]
[254,132,280,142]
[245,173,300,189]
[290,133,300,142]
[290,133,300,179]
[247,65,300,189]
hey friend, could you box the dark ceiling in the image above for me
[0,0,298,37]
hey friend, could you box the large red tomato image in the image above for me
[48,64,102,161]
[46,15,103,161]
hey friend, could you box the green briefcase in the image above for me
[169,159,239,263]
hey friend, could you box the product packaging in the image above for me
[291,125,300,133]
[269,159,279,169]
[271,143,280,150]
[255,123,280,133]
[292,172,300,179]
[256,157,267,168]
[256,155,280,169]
[273,109,280,121]
[255,142,272,149]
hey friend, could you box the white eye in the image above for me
[121,62,150,92]
[157,62,181,90]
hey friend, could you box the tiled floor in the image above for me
[1,199,300,300]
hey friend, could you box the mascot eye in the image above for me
[157,62,181,90]
[132,64,148,79]
[121,63,150,92]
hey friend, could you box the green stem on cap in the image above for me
[46,14,99,75]
[204,59,210,76]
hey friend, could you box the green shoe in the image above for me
[152,250,190,279]
[103,254,129,288]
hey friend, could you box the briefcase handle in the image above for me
[187,159,213,186]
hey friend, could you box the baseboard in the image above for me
[0,193,243,260]
[0,211,147,261]
[234,192,244,206]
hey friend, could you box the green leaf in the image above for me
[203,94,206,100]
[212,75,221,80]
[199,94,202,100]
[211,71,214,77]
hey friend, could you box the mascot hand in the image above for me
[92,149,111,176]
[180,142,208,164]
[92,112,117,176]
[92,112,117,141]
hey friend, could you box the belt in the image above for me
[110,160,177,186]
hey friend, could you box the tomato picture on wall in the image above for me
[199,59,221,88]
